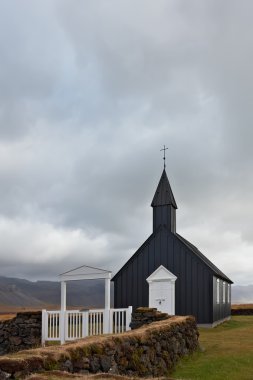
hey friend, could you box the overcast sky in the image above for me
[0,0,252,285]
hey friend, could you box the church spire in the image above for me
[151,169,177,209]
[151,168,177,233]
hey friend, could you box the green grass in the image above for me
[172,316,253,380]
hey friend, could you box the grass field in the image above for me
[173,315,253,380]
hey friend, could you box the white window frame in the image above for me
[216,278,220,304]
[223,281,226,304]
[228,284,230,303]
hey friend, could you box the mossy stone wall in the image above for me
[0,311,41,356]
[232,308,253,315]
[130,307,170,329]
[0,316,199,379]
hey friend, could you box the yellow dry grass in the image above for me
[0,305,58,314]
[231,303,253,310]
[26,371,171,380]
[0,313,16,321]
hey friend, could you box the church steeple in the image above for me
[151,169,177,233]
[151,169,177,208]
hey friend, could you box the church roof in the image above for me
[175,233,233,283]
[112,225,233,283]
[112,226,163,281]
[151,169,177,208]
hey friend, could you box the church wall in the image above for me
[212,276,231,322]
[114,231,160,311]
[172,236,213,324]
[113,227,215,324]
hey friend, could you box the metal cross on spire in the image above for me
[160,145,168,169]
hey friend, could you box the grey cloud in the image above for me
[0,0,252,285]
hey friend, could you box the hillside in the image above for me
[0,282,43,307]
[0,276,105,308]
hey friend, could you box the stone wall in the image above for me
[0,312,41,356]
[0,316,199,379]
[130,307,170,329]
[231,308,253,315]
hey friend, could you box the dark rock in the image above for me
[0,358,25,374]
[9,337,22,346]
[104,348,116,356]
[0,370,10,380]
[73,357,90,370]
[156,341,161,355]
[100,355,112,372]
[90,356,100,373]
[61,360,73,373]
[108,360,119,375]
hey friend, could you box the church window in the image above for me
[216,279,220,304]
[223,281,226,303]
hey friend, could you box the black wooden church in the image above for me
[112,163,233,326]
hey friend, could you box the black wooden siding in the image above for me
[153,205,176,233]
[113,226,215,324]
[212,277,231,321]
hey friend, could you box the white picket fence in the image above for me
[42,306,132,345]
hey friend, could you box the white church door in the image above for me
[146,265,177,315]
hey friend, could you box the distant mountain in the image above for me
[0,281,43,307]
[0,276,106,308]
[232,284,253,304]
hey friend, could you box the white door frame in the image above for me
[146,265,177,315]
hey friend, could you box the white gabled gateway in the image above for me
[59,265,112,314]
[41,265,132,345]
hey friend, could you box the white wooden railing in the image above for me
[42,306,132,345]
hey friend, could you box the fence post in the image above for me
[110,309,114,333]
[60,310,65,344]
[126,306,132,331]
[103,309,109,334]
[41,309,47,346]
[82,311,89,337]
